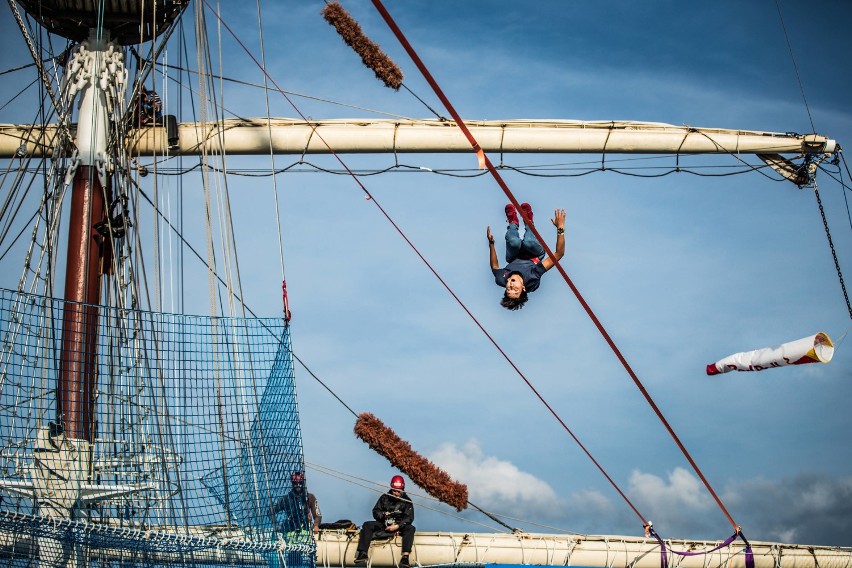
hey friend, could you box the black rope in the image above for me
[813,184,852,320]
[775,0,816,133]
[401,83,447,121]
[0,61,37,76]
[838,150,852,233]
[467,501,518,533]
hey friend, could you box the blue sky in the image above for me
[2,0,851,547]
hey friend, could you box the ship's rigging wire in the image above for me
[775,0,815,133]
[132,21,205,529]
[0,61,37,76]
[774,1,851,320]
[254,0,287,288]
[150,58,420,121]
[0,158,797,180]
[244,0,300,524]
[837,151,852,230]
[133,156,784,180]
[368,0,742,535]
[6,0,60,110]
[0,77,39,113]
[400,83,446,121]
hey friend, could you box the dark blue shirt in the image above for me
[493,259,547,293]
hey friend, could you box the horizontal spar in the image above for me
[316,530,852,568]
[0,118,836,158]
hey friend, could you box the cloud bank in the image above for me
[429,439,563,517]
[429,441,852,546]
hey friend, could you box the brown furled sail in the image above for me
[322,1,404,90]
[354,412,468,511]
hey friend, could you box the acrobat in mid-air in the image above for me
[488,203,566,310]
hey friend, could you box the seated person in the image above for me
[354,475,415,568]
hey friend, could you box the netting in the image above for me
[0,287,315,568]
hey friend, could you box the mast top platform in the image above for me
[16,0,189,45]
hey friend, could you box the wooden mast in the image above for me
[57,162,105,443]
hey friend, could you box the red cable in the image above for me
[369,0,739,533]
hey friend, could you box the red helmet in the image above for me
[390,475,405,490]
[291,471,305,484]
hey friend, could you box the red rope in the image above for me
[369,0,739,533]
[281,279,291,322]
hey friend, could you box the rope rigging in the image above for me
[253,0,289,318]
[126,153,795,181]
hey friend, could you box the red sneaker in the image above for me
[520,202,533,224]
[505,204,519,225]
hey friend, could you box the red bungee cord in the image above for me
[368,0,741,535]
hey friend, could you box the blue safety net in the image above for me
[0,287,315,568]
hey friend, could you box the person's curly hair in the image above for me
[500,290,528,310]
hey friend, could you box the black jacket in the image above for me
[371,491,414,528]
[271,489,321,532]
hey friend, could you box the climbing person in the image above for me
[487,203,566,310]
[134,86,163,127]
[354,475,415,568]
[270,471,322,533]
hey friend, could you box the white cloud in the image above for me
[423,446,848,545]
[570,488,613,513]
[429,440,562,516]
[629,467,714,511]
[578,470,852,545]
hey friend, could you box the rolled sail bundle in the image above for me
[321,1,404,90]
[706,332,834,375]
[354,412,468,511]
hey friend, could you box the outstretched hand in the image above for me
[541,208,567,271]
[551,209,566,230]
[487,226,498,269]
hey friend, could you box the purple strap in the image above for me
[649,529,747,568]
[741,532,755,568]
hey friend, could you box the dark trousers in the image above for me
[357,521,416,554]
